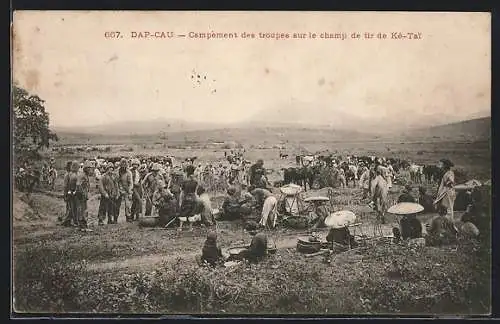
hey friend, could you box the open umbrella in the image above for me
[387,202,424,215]
[324,210,356,229]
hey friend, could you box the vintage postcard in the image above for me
[11,11,491,316]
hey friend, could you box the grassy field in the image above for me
[12,135,491,315]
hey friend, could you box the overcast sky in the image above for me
[12,11,491,127]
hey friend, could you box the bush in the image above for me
[14,246,90,313]
[354,242,490,314]
[13,241,490,314]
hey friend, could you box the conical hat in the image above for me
[387,202,424,215]
[304,196,330,202]
[324,210,356,229]
[280,184,303,195]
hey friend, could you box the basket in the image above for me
[282,216,309,229]
[296,236,322,254]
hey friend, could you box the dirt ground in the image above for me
[12,142,491,315]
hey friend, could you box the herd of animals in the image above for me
[277,153,443,191]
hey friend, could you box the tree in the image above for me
[13,84,58,164]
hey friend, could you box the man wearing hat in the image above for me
[61,161,80,227]
[434,159,456,220]
[130,159,143,221]
[75,160,93,232]
[98,163,119,225]
[141,163,163,217]
[116,158,134,222]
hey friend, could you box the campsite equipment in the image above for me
[138,216,160,227]
[224,261,240,268]
[279,184,303,216]
[296,236,322,254]
[227,244,277,256]
[227,246,248,256]
[387,202,424,215]
[282,215,309,229]
[324,210,357,229]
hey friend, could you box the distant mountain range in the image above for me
[53,116,490,147]
[53,114,490,137]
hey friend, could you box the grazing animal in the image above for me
[279,153,289,159]
[282,166,317,192]
[423,164,441,183]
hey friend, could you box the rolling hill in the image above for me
[398,117,491,141]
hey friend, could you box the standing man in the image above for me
[370,166,389,224]
[116,158,134,222]
[75,160,93,232]
[130,158,143,221]
[98,163,119,225]
[61,161,79,226]
[141,163,163,216]
[434,159,456,220]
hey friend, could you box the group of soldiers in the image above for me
[55,152,260,230]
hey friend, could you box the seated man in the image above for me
[399,213,423,240]
[153,181,178,227]
[418,186,435,213]
[461,187,488,236]
[220,186,242,221]
[228,221,268,263]
[426,214,458,246]
[238,186,256,219]
[309,200,330,229]
[326,226,357,248]
[398,184,416,203]
[198,231,223,267]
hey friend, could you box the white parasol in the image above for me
[324,210,356,229]
[280,184,303,196]
[387,202,424,215]
[304,196,330,202]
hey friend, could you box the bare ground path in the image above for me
[86,223,398,272]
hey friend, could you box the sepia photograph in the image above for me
[11,11,491,316]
